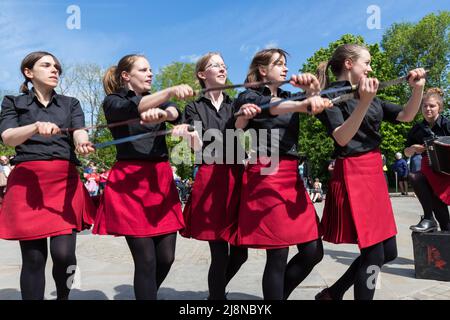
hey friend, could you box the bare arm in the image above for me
[137,85,194,113]
[1,122,60,147]
[396,68,426,122]
[269,96,332,116]
[404,144,425,158]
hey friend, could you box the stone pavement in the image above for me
[0,196,449,300]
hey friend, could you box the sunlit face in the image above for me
[122,57,153,94]
[24,55,60,89]
[348,49,372,84]
[198,55,227,88]
[260,53,288,82]
[422,97,442,123]
[0,156,8,165]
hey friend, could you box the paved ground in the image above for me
[1,195,449,300]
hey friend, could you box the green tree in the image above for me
[382,11,450,98]
[381,11,450,167]
[0,89,17,156]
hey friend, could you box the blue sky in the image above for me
[0,0,449,92]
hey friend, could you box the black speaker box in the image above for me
[412,231,450,281]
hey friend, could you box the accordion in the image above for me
[424,136,450,175]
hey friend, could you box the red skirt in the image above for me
[181,164,243,241]
[0,160,95,241]
[93,160,184,237]
[235,157,321,249]
[321,150,397,249]
[421,156,450,205]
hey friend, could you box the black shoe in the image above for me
[315,288,333,300]
[410,217,438,233]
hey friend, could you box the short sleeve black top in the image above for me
[102,88,181,161]
[234,86,302,158]
[316,81,403,158]
[406,115,450,147]
[183,93,245,164]
[0,89,85,165]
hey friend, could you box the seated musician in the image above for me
[405,88,450,232]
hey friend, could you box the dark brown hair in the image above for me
[20,51,62,93]
[245,48,289,83]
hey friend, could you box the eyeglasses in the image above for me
[205,63,228,70]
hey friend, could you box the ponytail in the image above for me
[102,54,146,95]
[20,80,30,94]
[102,66,120,95]
[316,61,330,90]
[317,44,368,88]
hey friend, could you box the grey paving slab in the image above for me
[0,196,449,300]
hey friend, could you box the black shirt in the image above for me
[103,88,181,161]
[234,86,301,158]
[183,93,245,164]
[0,89,85,165]
[317,81,403,158]
[406,115,450,147]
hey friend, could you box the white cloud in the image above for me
[180,54,201,63]
[264,40,279,49]
[239,44,251,53]
[239,44,261,60]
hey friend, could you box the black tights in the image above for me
[125,232,176,300]
[19,231,77,300]
[283,239,324,299]
[207,241,248,300]
[409,172,450,230]
[263,239,323,300]
[327,236,397,300]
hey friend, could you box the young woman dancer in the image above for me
[181,52,248,300]
[314,43,426,300]
[406,88,450,232]
[234,48,332,300]
[93,54,198,300]
[0,51,96,300]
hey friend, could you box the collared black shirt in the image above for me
[234,86,301,158]
[183,93,245,164]
[317,81,403,158]
[0,89,84,165]
[406,115,450,147]
[103,88,181,161]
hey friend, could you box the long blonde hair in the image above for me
[103,54,146,95]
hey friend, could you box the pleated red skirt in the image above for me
[0,160,95,241]
[321,150,397,249]
[181,164,244,241]
[235,156,321,249]
[93,160,184,237]
[421,156,450,205]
